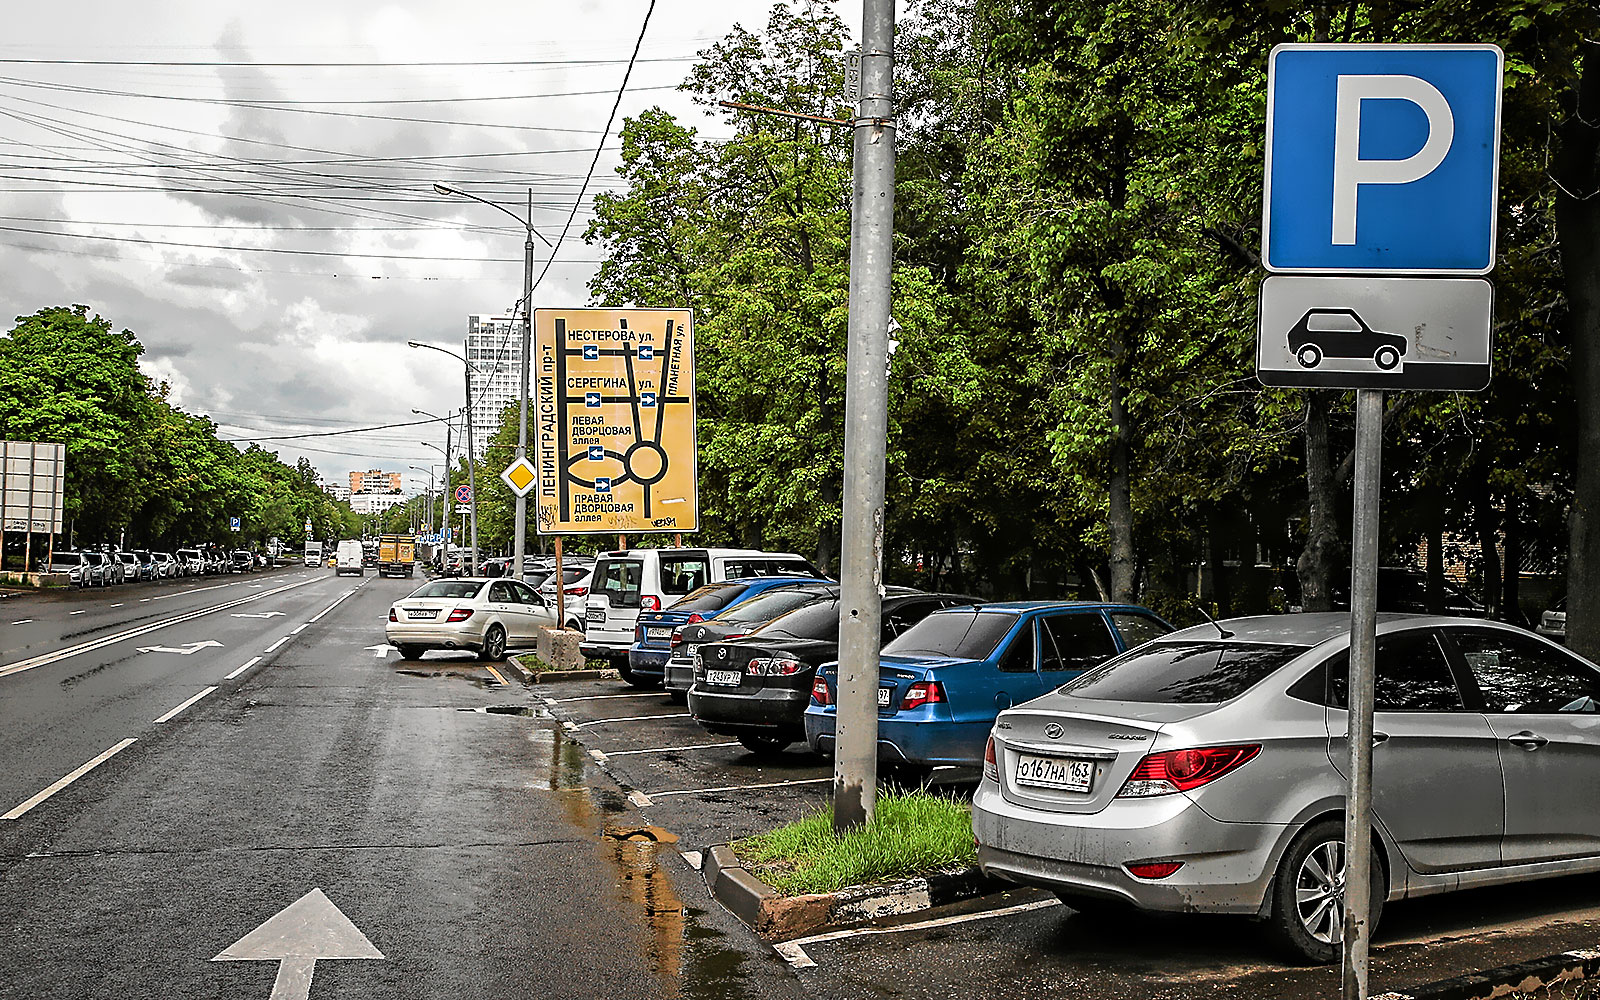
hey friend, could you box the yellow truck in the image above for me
[377,534,416,578]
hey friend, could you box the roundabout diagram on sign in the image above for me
[534,309,698,534]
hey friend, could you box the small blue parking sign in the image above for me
[594,477,612,493]
[588,445,604,461]
[585,391,601,408]
[582,344,599,360]
[638,345,654,360]
[230,516,241,531]
[1264,44,1503,274]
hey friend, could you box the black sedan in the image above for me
[688,590,976,756]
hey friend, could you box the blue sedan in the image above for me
[804,601,1173,771]
[627,576,833,687]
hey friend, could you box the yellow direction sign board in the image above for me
[500,456,537,498]
[533,308,697,534]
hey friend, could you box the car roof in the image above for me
[1159,611,1511,647]
[934,599,1150,613]
[596,548,806,559]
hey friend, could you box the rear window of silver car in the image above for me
[410,581,486,600]
[1059,642,1310,703]
[881,610,1018,660]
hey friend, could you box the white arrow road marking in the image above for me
[364,644,397,657]
[135,640,225,656]
[213,888,383,1000]
[231,611,286,619]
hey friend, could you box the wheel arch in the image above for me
[1254,802,1401,918]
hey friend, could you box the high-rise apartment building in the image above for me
[349,470,402,495]
[465,314,521,456]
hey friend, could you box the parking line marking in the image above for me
[2,739,138,821]
[577,713,690,727]
[627,790,652,808]
[588,749,608,763]
[153,686,217,724]
[485,665,508,685]
[680,850,703,870]
[225,657,262,681]
[549,692,663,703]
[647,777,832,799]
[606,742,739,757]
[776,898,1061,968]
[264,636,291,653]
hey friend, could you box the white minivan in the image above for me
[334,539,365,576]
[579,547,824,670]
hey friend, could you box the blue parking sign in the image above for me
[588,445,604,461]
[594,477,612,493]
[640,392,657,407]
[1264,44,1503,274]
[585,391,601,408]
[638,345,654,360]
[582,344,599,360]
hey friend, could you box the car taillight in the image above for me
[1126,861,1184,880]
[670,630,683,645]
[565,586,588,596]
[686,613,704,625]
[388,609,398,622]
[749,655,803,676]
[983,736,998,782]
[446,608,474,623]
[1117,745,1260,798]
[901,681,946,710]
[641,595,661,611]
[811,674,832,706]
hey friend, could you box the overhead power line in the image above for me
[221,415,446,443]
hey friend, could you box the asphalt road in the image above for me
[0,569,807,1000]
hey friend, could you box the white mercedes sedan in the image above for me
[386,577,557,661]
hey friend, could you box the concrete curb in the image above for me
[702,843,1007,941]
[1374,949,1600,1000]
[504,655,619,684]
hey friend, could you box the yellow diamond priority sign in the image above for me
[500,456,537,498]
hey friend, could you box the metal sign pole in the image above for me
[1342,387,1383,1000]
[514,194,535,582]
[464,363,479,576]
[833,0,896,833]
[554,536,563,629]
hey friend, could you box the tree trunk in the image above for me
[1475,480,1501,620]
[1426,515,1445,615]
[1559,46,1600,660]
[1503,490,1524,625]
[1297,393,1339,611]
[1107,362,1135,602]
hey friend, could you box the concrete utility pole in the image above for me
[833,0,897,833]
[463,361,479,575]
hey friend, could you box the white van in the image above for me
[579,548,824,667]
[334,539,365,576]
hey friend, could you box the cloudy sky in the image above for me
[0,0,843,491]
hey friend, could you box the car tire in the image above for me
[396,644,424,661]
[666,689,687,705]
[478,625,508,663]
[622,666,658,689]
[1267,818,1385,965]
[737,734,791,757]
[1373,346,1401,370]
[1296,344,1323,368]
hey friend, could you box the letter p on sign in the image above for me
[1263,44,1502,275]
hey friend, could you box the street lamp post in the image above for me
[408,351,478,575]
[408,466,434,536]
[415,408,458,545]
[433,181,552,582]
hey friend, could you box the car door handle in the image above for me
[1506,731,1549,751]
[1371,732,1389,747]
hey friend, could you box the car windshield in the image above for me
[721,588,833,625]
[881,609,1018,659]
[54,553,83,565]
[669,582,757,614]
[409,581,485,600]
[1058,642,1311,704]
[754,600,840,641]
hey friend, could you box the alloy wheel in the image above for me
[1295,839,1345,945]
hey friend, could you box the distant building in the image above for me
[465,314,521,456]
[322,483,351,503]
[350,492,408,515]
[350,470,402,495]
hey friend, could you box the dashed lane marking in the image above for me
[224,657,262,681]
[306,588,358,623]
[110,603,122,608]
[774,898,1061,969]
[576,713,690,727]
[69,611,86,616]
[264,636,291,653]
[605,742,739,757]
[11,620,31,625]
[153,686,217,724]
[1,739,138,821]
[646,777,832,799]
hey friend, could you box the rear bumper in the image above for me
[688,685,809,735]
[664,658,695,692]
[803,710,989,768]
[579,642,629,663]
[385,622,486,651]
[627,647,671,679]
[971,781,1283,915]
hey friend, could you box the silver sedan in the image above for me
[973,613,1600,963]
[386,577,557,662]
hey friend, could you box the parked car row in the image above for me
[46,547,267,587]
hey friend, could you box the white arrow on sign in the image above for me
[231,612,286,619]
[364,644,398,658]
[136,640,224,655]
[212,887,383,1000]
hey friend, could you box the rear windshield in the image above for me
[178,549,200,558]
[409,581,486,600]
[660,554,710,595]
[669,581,752,613]
[723,557,827,579]
[882,610,1018,659]
[722,588,834,625]
[1058,642,1311,704]
[54,553,83,565]
[755,600,840,641]
[597,558,644,608]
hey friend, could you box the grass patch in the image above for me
[732,791,976,896]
